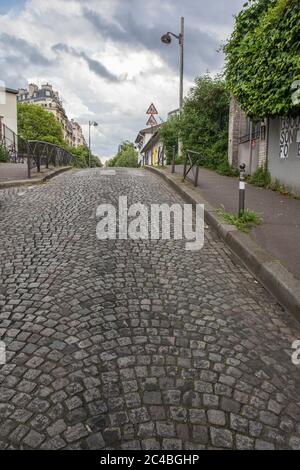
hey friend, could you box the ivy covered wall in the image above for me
[224,0,300,118]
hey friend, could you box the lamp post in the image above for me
[161,17,184,156]
[88,120,98,167]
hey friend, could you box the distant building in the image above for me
[70,119,86,147]
[168,108,179,118]
[141,129,164,166]
[17,83,85,148]
[135,124,162,165]
[0,87,18,135]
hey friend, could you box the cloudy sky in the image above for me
[0,0,244,161]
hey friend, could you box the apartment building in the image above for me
[17,83,85,148]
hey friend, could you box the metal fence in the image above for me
[27,140,74,178]
[0,122,74,178]
[0,123,27,163]
[182,149,204,187]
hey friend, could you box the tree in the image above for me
[106,142,138,167]
[69,145,102,168]
[0,145,9,162]
[17,103,64,143]
[159,114,180,164]
[17,104,102,168]
[224,0,300,117]
[160,74,234,174]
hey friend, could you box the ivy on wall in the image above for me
[224,0,300,118]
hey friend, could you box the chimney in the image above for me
[42,83,53,91]
[29,83,38,97]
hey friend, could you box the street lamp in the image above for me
[161,17,184,112]
[88,120,98,167]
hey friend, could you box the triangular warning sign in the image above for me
[146,115,158,126]
[146,103,158,115]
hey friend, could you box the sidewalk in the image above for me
[169,165,300,281]
[0,163,72,188]
[0,162,54,182]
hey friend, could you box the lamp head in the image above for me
[161,33,172,44]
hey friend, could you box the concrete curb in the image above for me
[145,166,300,321]
[0,166,73,189]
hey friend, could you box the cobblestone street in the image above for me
[0,168,300,450]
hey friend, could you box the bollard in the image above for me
[238,163,246,217]
[171,145,176,173]
[194,165,199,187]
[27,142,31,179]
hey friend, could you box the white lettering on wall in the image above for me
[279,117,300,159]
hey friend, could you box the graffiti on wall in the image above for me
[279,116,300,159]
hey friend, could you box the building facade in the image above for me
[17,83,85,148]
[268,116,300,192]
[228,97,267,175]
[70,119,86,147]
[135,124,162,165]
[0,87,18,135]
[228,96,300,193]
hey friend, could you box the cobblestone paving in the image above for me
[0,168,300,450]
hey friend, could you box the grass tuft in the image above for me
[217,208,261,232]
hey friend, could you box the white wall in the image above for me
[138,131,156,165]
[268,116,300,193]
[0,91,17,135]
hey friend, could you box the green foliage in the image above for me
[224,0,300,117]
[160,74,231,172]
[248,167,300,198]
[268,178,287,194]
[0,145,9,162]
[18,104,102,168]
[17,103,64,143]
[106,141,138,167]
[159,115,180,164]
[267,179,300,199]
[249,165,271,187]
[216,159,239,177]
[69,145,102,168]
[217,208,261,232]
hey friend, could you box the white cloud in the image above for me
[0,0,245,159]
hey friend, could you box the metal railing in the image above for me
[0,122,74,178]
[182,149,204,187]
[239,129,261,144]
[26,140,74,178]
[0,123,26,163]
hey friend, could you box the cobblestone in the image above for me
[0,168,300,449]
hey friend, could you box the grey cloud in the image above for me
[82,0,242,77]
[0,34,52,89]
[52,43,120,82]
[0,0,245,157]
[0,33,52,67]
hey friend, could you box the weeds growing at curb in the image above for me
[217,208,261,232]
[248,166,300,200]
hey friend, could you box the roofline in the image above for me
[4,88,18,95]
[141,130,160,153]
[134,123,162,143]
